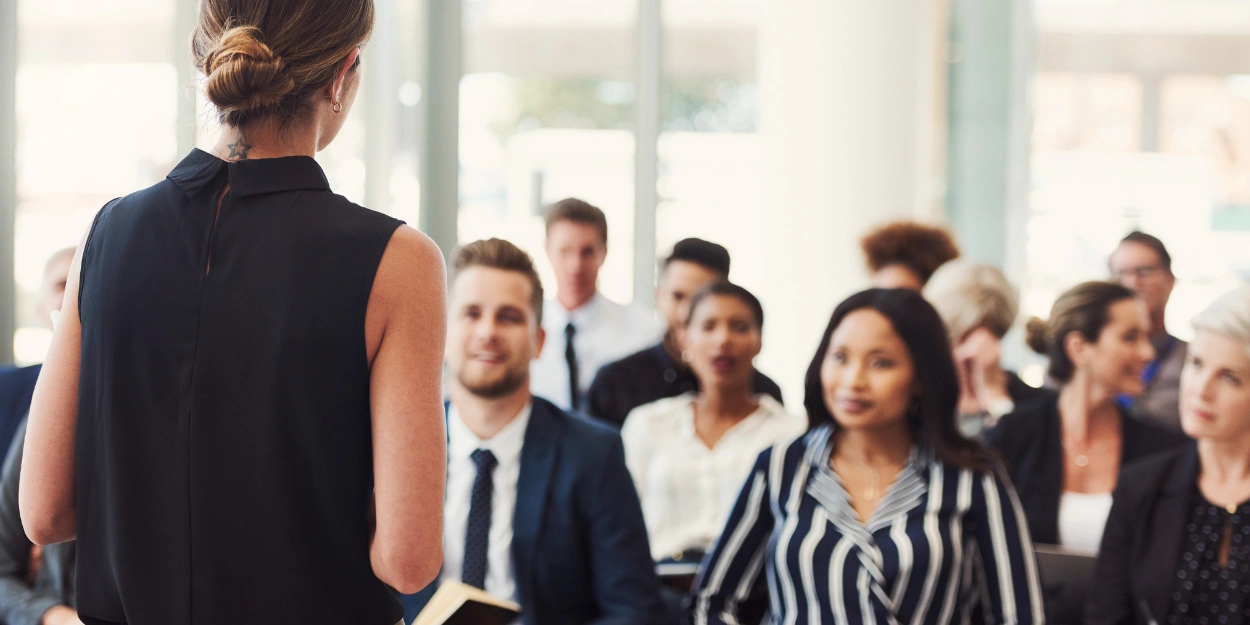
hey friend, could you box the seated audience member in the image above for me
[924,261,1054,436]
[1109,231,1186,430]
[987,281,1189,549]
[401,238,663,625]
[985,282,1189,622]
[0,248,73,464]
[620,282,804,618]
[589,239,784,428]
[690,289,1043,625]
[860,220,960,291]
[531,199,661,412]
[1087,286,1250,625]
[0,419,77,625]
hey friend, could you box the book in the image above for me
[656,561,701,592]
[412,580,522,625]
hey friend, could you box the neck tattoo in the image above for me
[227,136,254,160]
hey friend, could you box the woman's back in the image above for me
[73,150,406,625]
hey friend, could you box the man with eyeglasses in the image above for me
[1108,231,1185,430]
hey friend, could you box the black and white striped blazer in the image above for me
[689,425,1045,625]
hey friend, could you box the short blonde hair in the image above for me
[923,261,1019,342]
[1192,285,1250,360]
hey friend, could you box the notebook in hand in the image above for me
[412,580,521,625]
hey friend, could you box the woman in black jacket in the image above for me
[985,282,1188,623]
[1088,286,1250,625]
[986,282,1188,549]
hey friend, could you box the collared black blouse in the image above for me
[1165,490,1250,625]
[74,150,404,625]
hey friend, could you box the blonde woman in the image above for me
[1089,286,1250,625]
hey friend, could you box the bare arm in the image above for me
[19,228,89,546]
[365,225,448,594]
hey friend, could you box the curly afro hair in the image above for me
[860,221,961,286]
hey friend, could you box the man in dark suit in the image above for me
[1109,231,1186,429]
[587,238,784,428]
[0,247,75,466]
[400,238,663,625]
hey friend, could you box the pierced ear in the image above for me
[329,48,361,102]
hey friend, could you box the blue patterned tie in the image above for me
[462,448,498,589]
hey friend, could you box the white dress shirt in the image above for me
[442,402,532,603]
[620,393,806,560]
[531,292,662,411]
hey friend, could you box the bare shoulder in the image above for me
[373,226,446,299]
[380,225,444,274]
[366,226,447,362]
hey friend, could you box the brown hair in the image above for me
[193,0,374,128]
[545,198,608,245]
[453,239,545,322]
[860,221,961,285]
[1114,231,1173,274]
[1026,281,1137,383]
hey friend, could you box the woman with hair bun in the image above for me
[18,1,447,624]
[985,282,1188,620]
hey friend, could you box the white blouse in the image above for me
[621,393,806,561]
[1057,490,1114,554]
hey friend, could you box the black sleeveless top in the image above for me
[74,150,405,625]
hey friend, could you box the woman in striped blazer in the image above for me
[689,288,1044,625]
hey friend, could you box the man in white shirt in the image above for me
[401,238,664,625]
[531,199,661,412]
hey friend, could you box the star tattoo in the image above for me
[227,136,254,160]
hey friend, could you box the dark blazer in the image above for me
[1085,445,1199,625]
[0,418,76,625]
[984,395,1189,545]
[587,342,784,428]
[0,365,40,465]
[401,397,664,625]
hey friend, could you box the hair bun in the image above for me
[1025,316,1049,355]
[202,26,296,113]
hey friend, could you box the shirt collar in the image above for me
[809,423,932,472]
[549,292,605,328]
[677,394,786,442]
[166,148,331,199]
[447,401,533,468]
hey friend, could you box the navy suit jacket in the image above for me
[0,365,40,465]
[400,396,664,625]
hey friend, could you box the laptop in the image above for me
[1034,544,1099,625]
[1034,543,1098,584]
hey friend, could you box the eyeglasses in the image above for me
[1112,265,1164,281]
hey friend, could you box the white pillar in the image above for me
[741,0,946,406]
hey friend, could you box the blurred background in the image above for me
[3,0,1250,405]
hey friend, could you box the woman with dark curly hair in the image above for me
[689,288,1042,625]
[860,221,961,290]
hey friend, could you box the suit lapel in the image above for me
[512,398,561,607]
[1139,446,1197,624]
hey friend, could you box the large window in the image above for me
[1022,0,1250,382]
[14,0,177,363]
[655,0,763,286]
[458,0,638,304]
